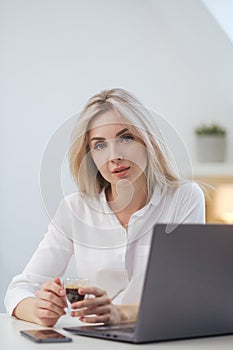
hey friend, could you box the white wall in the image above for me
[1,0,233,311]
[202,0,233,44]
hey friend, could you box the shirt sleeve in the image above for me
[4,198,74,315]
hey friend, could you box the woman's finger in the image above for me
[79,314,112,324]
[36,290,67,308]
[71,304,111,318]
[69,286,119,324]
[35,306,65,320]
[78,286,106,298]
[42,279,66,297]
[71,294,110,310]
[35,297,66,317]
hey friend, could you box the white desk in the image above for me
[2,313,233,350]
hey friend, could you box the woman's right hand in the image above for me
[33,277,67,326]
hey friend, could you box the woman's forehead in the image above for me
[88,110,133,138]
[89,109,127,129]
[86,110,146,144]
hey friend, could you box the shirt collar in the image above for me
[132,185,164,217]
[99,188,113,214]
[99,184,163,216]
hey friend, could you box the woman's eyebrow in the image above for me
[90,128,129,143]
[90,136,106,142]
[115,128,128,137]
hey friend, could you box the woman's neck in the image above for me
[106,177,148,219]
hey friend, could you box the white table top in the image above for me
[2,313,233,350]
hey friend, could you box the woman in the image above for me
[5,88,205,326]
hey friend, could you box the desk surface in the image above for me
[2,313,233,350]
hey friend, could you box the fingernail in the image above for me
[59,289,65,296]
[79,288,84,294]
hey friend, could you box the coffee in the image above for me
[65,287,85,303]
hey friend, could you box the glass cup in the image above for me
[64,277,89,312]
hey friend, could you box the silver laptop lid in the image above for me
[135,224,233,342]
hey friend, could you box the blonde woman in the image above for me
[5,88,205,326]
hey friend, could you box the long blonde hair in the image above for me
[69,88,180,198]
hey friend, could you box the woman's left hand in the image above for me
[70,286,123,324]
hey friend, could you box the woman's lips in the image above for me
[112,166,130,177]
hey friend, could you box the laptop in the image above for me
[64,223,233,343]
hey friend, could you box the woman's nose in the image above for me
[109,140,123,162]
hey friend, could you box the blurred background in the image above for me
[1,0,233,311]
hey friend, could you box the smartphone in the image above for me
[20,329,72,343]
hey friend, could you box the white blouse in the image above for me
[5,182,205,315]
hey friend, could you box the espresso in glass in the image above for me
[64,278,89,310]
[66,286,85,303]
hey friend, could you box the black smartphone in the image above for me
[20,329,72,343]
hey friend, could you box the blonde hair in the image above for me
[69,88,180,198]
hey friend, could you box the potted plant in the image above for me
[195,123,226,162]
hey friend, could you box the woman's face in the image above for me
[88,110,148,187]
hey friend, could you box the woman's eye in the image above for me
[120,134,135,143]
[93,141,107,151]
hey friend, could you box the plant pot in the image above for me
[196,135,226,162]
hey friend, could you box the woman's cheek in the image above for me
[126,145,148,172]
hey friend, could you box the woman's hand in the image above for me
[33,277,67,326]
[70,286,134,324]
